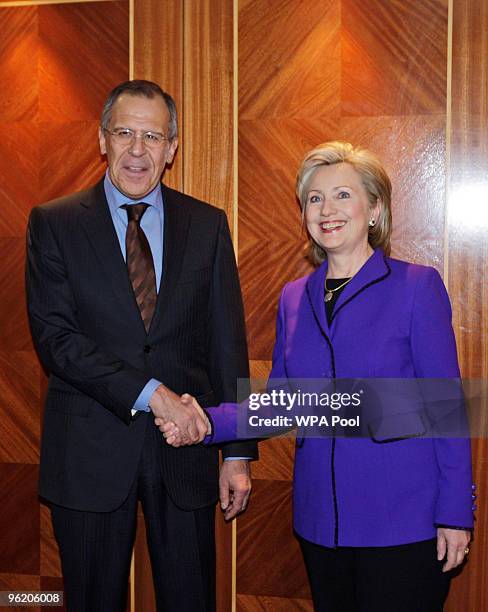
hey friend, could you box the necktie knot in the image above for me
[123,203,149,224]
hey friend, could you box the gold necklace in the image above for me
[324,277,352,303]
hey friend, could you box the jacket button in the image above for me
[144,345,151,353]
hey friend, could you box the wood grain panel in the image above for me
[134,504,156,612]
[342,0,447,116]
[0,464,39,574]
[183,0,233,219]
[444,1,488,610]
[40,503,61,578]
[0,351,40,464]
[0,573,40,612]
[39,121,105,203]
[237,479,311,599]
[0,122,40,237]
[0,7,38,122]
[249,437,294,482]
[238,119,322,359]
[0,239,33,352]
[40,577,66,612]
[249,360,272,381]
[38,2,129,122]
[239,0,340,119]
[237,594,313,611]
[133,0,183,189]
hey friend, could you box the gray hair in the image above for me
[100,80,178,139]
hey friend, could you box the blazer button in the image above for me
[144,345,151,353]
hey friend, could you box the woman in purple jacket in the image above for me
[160,142,474,611]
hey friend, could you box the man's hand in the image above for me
[437,527,471,572]
[219,460,251,521]
[150,386,209,445]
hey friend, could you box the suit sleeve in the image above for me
[206,210,258,459]
[26,206,150,424]
[410,267,474,528]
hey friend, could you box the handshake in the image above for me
[149,384,211,447]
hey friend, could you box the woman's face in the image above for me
[305,163,379,258]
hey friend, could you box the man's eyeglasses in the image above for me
[104,127,170,148]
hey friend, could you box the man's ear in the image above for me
[166,137,179,164]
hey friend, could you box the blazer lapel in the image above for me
[305,260,330,338]
[305,249,391,338]
[147,184,191,334]
[330,248,391,324]
[79,180,145,332]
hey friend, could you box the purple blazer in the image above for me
[207,249,474,547]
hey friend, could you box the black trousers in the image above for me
[51,419,216,612]
[299,535,451,612]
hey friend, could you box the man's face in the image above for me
[99,93,178,199]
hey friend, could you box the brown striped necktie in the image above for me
[123,203,157,333]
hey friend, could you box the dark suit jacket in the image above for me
[26,179,257,512]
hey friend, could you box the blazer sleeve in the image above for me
[410,267,474,528]
[26,206,150,424]
[206,210,258,459]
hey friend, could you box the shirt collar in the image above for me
[104,171,163,216]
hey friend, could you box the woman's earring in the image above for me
[368,217,376,227]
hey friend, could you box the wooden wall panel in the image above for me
[236,594,313,611]
[0,2,129,608]
[445,1,488,610]
[239,0,341,119]
[183,0,233,220]
[237,480,311,600]
[38,3,128,122]
[341,0,447,116]
[0,8,38,121]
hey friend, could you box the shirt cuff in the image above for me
[224,457,252,461]
[132,378,162,413]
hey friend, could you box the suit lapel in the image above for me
[147,184,191,334]
[79,180,145,332]
[305,260,330,338]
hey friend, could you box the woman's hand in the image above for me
[437,527,471,572]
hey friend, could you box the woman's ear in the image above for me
[371,198,382,224]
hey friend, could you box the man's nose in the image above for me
[128,135,145,155]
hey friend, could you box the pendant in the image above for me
[324,291,333,302]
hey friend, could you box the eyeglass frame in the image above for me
[103,127,172,147]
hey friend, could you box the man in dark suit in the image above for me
[26,80,257,612]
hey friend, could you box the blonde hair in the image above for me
[296,141,392,264]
